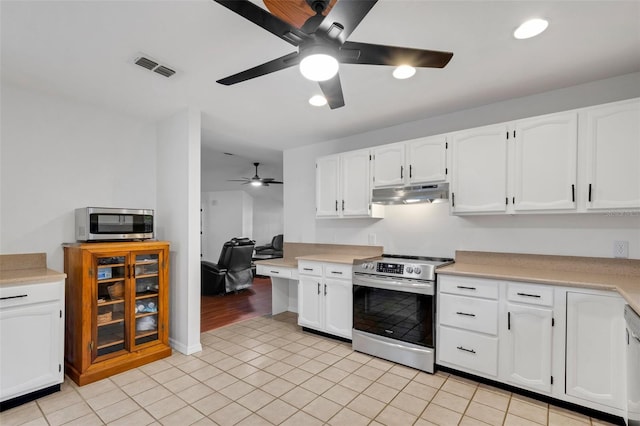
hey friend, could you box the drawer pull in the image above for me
[270,270,280,274]
[303,268,313,271]
[330,271,343,275]
[0,294,28,300]
[516,292,541,298]
[456,311,476,317]
[456,346,476,354]
[457,286,476,291]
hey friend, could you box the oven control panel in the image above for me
[376,262,404,274]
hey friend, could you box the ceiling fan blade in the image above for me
[316,0,378,44]
[213,0,309,46]
[217,51,301,85]
[340,41,453,68]
[228,179,250,182]
[319,73,345,109]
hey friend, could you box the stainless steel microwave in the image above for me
[75,207,154,241]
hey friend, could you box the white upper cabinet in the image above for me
[512,112,578,212]
[407,135,448,184]
[584,98,640,210]
[315,155,340,217]
[372,143,405,188]
[341,150,372,217]
[316,149,382,219]
[372,137,448,188]
[452,112,579,215]
[451,123,509,213]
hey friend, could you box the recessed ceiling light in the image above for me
[393,65,416,79]
[309,95,328,107]
[514,18,549,39]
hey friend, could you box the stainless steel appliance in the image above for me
[371,183,449,205]
[625,305,640,426]
[75,207,154,241]
[352,255,453,373]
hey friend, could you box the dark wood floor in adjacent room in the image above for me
[201,276,272,332]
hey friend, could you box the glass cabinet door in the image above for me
[132,252,161,348]
[95,255,128,359]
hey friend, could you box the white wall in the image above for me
[156,108,202,355]
[253,197,284,246]
[0,84,157,269]
[284,72,640,260]
[201,190,253,262]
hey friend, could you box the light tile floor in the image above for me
[1,312,620,426]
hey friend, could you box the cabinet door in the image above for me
[407,135,447,184]
[513,112,577,211]
[324,278,352,339]
[341,149,371,217]
[0,300,62,401]
[566,292,626,410]
[316,155,340,217]
[131,249,166,349]
[94,252,129,360]
[451,124,508,213]
[297,276,322,331]
[585,99,640,210]
[373,143,405,188]
[501,303,553,394]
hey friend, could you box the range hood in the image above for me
[371,183,449,205]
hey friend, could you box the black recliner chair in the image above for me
[254,234,284,258]
[201,237,255,295]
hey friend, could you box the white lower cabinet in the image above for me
[501,302,553,393]
[438,275,628,419]
[565,290,627,412]
[298,261,352,340]
[1,280,65,402]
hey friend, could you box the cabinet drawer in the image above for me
[439,294,498,335]
[507,283,553,307]
[298,261,322,276]
[324,263,352,279]
[257,265,293,279]
[0,280,64,308]
[439,276,499,299]
[438,326,498,377]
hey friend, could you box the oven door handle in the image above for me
[353,276,434,295]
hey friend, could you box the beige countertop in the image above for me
[438,251,640,314]
[254,242,383,269]
[0,253,66,285]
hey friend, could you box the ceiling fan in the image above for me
[229,162,283,187]
[213,0,453,109]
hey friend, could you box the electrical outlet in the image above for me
[613,240,629,258]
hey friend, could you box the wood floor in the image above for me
[200,276,272,332]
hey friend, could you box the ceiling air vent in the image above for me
[133,54,177,78]
[153,65,176,78]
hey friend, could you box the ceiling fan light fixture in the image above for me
[393,65,416,79]
[309,95,328,106]
[299,47,339,81]
[514,18,549,39]
[250,180,262,187]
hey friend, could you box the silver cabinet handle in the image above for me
[456,312,476,317]
[303,268,313,271]
[330,271,343,275]
[457,346,476,354]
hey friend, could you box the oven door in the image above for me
[353,275,434,348]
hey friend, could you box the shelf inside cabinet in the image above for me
[135,292,159,300]
[97,313,124,326]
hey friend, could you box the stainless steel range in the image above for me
[352,255,453,373]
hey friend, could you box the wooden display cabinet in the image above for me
[63,241,171,385]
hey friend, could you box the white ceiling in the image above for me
[2,0,640,179]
